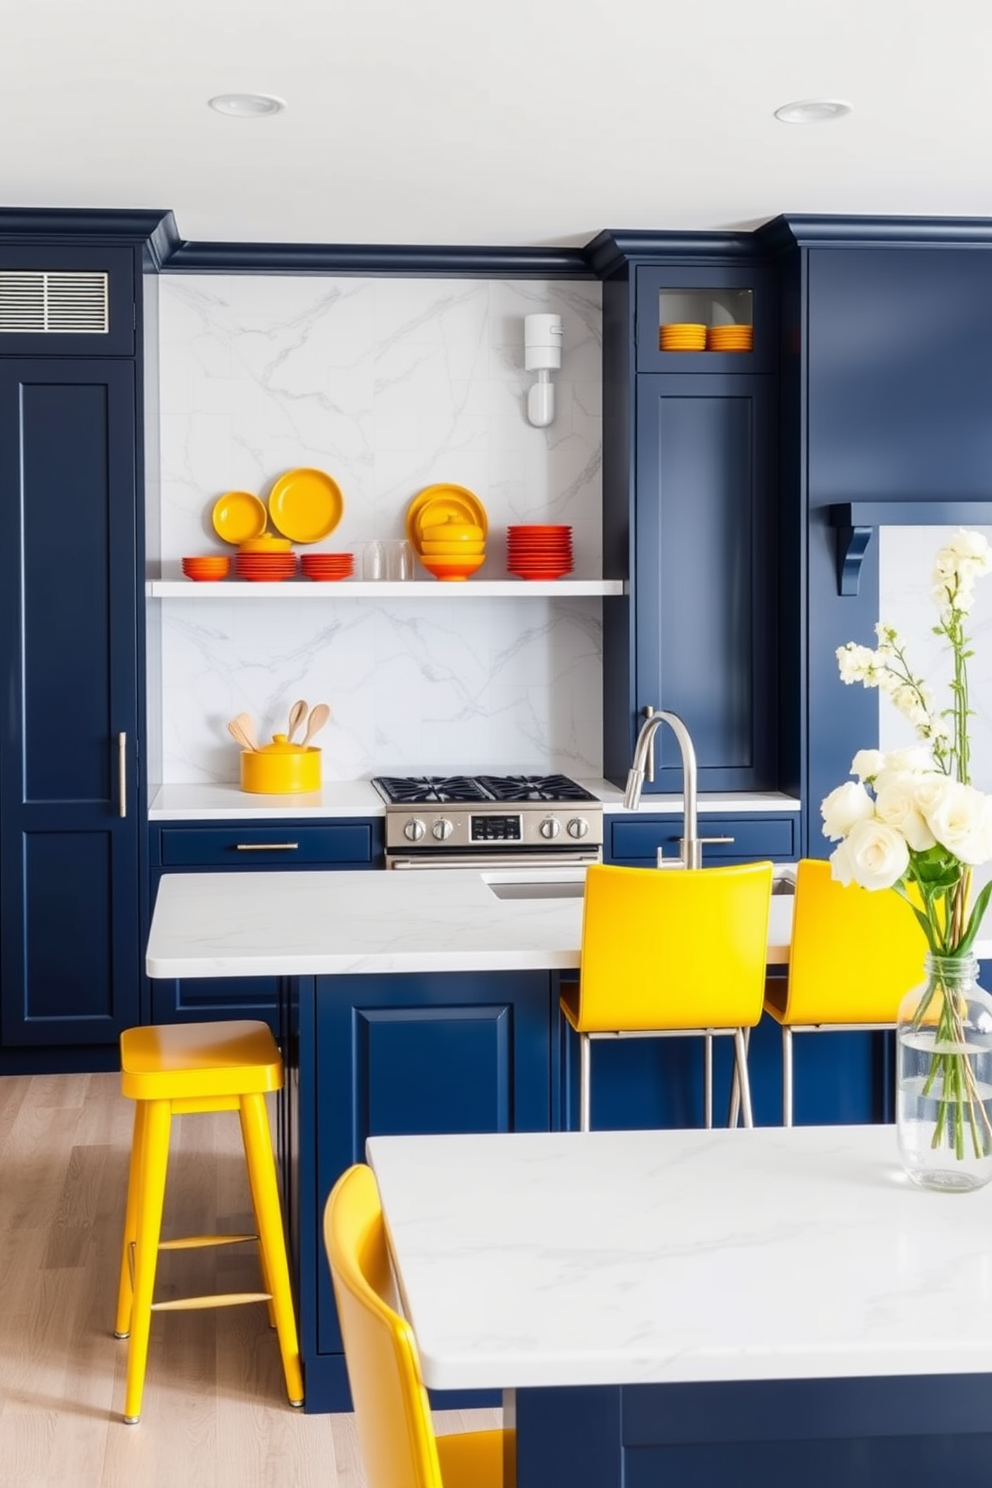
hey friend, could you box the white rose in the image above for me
[924,782,992,866]
[908,772,954,817]
[851,748,885,783]
[873,776,936,852]
[830,818,910,890]
[873,746,935,790]
[820,781,875,841]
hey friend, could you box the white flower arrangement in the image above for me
[823,529,992,1165]
[824,528,992,953]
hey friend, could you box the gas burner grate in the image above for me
[372,775,491,805]
[475,774,598,804]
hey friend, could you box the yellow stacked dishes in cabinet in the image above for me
[659,322,707,352]
[417,516,487,581]
[707,324,754,352]
[240,733,322,794]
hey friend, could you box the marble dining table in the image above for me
[367,1123,992,1488]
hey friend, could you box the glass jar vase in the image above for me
[897,952,992,1192]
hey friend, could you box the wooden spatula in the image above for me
[300,702,330,746]
[286,699,308,743]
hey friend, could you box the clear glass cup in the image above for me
[387,539,415,581]
[362,539,385,581]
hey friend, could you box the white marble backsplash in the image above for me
[879,526,992,790]
[153,274,603,784]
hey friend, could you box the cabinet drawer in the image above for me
[610,815,795,864]
[160,823,373,868]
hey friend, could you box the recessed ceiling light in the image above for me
[774,98,852,125]
[208,93,286,118]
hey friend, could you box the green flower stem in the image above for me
[916,969,992,1161]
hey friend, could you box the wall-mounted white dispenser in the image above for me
[525,313,563,427]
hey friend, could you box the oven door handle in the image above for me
[388,851,601,870]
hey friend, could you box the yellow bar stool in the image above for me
[561,860,774,1132]
[113,1019,304,1424]
[763,858,928,1126]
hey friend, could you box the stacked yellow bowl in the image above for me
[418,517,487,581]
[659,321,707,352]
[707,324,754,352]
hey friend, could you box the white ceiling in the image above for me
[3,0,990,249]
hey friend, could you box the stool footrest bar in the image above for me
[158,1233,258,1251]
[151,1290,272,1312]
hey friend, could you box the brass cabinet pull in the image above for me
[235,842,300,851]
[118,733,127,818]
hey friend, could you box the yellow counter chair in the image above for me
[114,1019,304,1424]
[763,857,928,1126]
[560,860,774,1132]
[324,1163,507,1488]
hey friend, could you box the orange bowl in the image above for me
[182,556,230,580]
[420,554,487,581]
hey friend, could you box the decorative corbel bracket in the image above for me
[828,500,992,597]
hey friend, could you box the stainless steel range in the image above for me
[373,774,604,870]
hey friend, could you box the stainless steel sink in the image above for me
[487,879,586,901]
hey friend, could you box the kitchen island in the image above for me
[368,1123,992,1487]
[147,864,796,1409]
[144,866,991,1412]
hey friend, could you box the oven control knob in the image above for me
[432,817,455,841]
[539,817,562,839]
[567,817,590,839]
[404,818,427,842]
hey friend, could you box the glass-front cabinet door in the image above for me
[635,264,776,373]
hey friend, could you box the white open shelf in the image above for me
[147,579,627,598]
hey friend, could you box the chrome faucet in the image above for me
[624,708,729,870]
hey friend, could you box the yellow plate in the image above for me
[212,491,268,545]
[268,468,344,544]
[406,484,488,553]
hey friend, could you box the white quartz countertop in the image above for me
[367,1124,992,1392]
[145,865,797,978]
[147,780,802,821]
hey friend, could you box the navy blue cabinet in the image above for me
[600,248,790,805]
[0,358,142,1057]
[606,812,796,867]
[147,818,383,1030]
[296,969,558,1409]
[633,373,778,791]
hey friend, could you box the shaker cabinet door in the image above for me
[633,373,778,793]
[0,359,141,1047]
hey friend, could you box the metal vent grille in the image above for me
[0,271,110,334]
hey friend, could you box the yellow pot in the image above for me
[239,733,322,794]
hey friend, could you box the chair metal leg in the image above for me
[727,1027,750,1129]
[703,1033,713,1129]
[115,1099,147,1338]
[239,1093,304,1407]
[123,1098,172,1424]
[782,1026,794,1127]
[733,1028,754,1129]
[579,1033,591,1133]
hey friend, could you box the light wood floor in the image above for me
[0,1071,498,1487]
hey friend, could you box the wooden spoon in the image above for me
[231,711,259,751]
[300,702,330,747]
[227,718,256,753]
[286,698,308,743]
